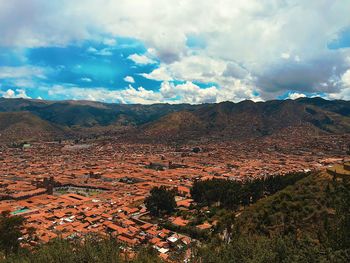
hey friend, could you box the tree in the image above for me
[27,226,37,242]
[190,173,310,210]
[133,246,162,263]
[0,211,25,256]
[4,234,162,263]
[325,178,350,250]
[145,186,176,216]
[249,179,264,203]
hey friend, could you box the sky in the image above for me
[0,0,350,104]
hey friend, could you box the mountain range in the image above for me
[0,97,350,143]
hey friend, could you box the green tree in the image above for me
[133,246,163,263]
[2,235,162,263]
[326,178,350,250]
[0,211,25,256]
[145,186,176,216]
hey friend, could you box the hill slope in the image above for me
[236,171,332,237]
[0,112,65,143]
[0,98,197,127]
[0,97,350,142]
[142,99,350,141]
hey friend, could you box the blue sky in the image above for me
[0,37,163,102]
[0,0,350,104]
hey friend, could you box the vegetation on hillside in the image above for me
[1,236,161,263]
[190,171,310,210]
[1,97,350,142]
[192,234,350,263]
[191,172,350,262]
[1,170,350,262]
[0,211,25,257]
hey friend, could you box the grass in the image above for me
[327,164,350,176]
[235,171,332,238]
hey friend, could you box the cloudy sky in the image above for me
[0,0,350,104]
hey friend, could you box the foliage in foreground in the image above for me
[0,211,25,256]
[1,236,162,263]
[193,235,350,263]
[192,173,350,263]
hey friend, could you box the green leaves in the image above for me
[145,186,177,217]
[190,172,310,210]
[0,211,25,256]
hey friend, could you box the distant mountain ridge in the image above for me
[0,98,197,127]
[142,98,350,141]
[0,97,350,143]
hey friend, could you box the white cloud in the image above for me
[0,1,350,101]
[10,79,37,88]
[102,38,116,46]
[160,81,218,104]
[47,84,162,104]
[0,0,92,47]
[342,69,350,87]
[0,66,47,93]
[120,85,162,104]
[328,69,350,100]
[141,54,261,102]
[128,53,156,65]
[287,92,307,100]
[141,55,228,83]
[80,77,92,82]
[0,88,31,99]
[1,89,15,98]
[169,55,227,83]
[140,67,173,81]
[87,47,113,56]
[0,66,46,79]
[281,53,290,59]
[123,76,135,83]
[45,80,260,105]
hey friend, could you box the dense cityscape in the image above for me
[1,130,349,261]
[1,0,350,262]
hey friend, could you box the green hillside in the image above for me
[193,170,350,262]
[143,99,350,141]
[0,98,350,143]
[236,171,331,237]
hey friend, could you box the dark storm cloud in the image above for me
[255,51,349,98]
